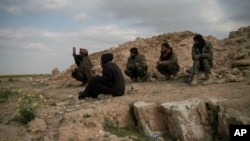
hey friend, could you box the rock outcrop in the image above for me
[132,98,250,141]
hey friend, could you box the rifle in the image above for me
[185,66,194,83]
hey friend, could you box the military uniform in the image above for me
[156,48,180,76]
[72,54,93,85]
[192,41,213,74]
[125,54,148,81]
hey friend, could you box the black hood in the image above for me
[101,53,113,65]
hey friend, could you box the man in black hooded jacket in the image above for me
[78,53,125,99]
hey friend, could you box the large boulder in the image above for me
[217,103,250,141]
[133,101,166,136]
[161,99,214,141]
[27,118,47,133]
[52,67,60,76]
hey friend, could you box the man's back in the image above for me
[102,62,125,96]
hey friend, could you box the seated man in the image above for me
[72,47,93,86]
[124,47,148,82]
[156,42,180,80]
[78,53,125,99]
[191,34,213,85]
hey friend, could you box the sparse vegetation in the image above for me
[49,102,57,106]
[0,74,51,78]
[103,117,151,141]
[14,107,36,124]
[0,89,18,103]
[7,90,47,124]
[83,114,91,119]
[31,81,49,87]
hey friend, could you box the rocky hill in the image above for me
[51,26,250,86]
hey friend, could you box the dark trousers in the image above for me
[72,69,87,84]
[78,76,123,99]
[156,63,180,75]
[124,67,147,79]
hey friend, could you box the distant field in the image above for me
[0,74,51,78]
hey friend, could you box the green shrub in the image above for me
[83,114,91,119]
[103,117,151,140]
[14,108,36,124]
[9,90,47,124]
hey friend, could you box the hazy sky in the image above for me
[0,0,249,74]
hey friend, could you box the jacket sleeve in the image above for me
[135,55,147,68]
[126,57,135,69]
[191,45,198,61]
[73,54,81,66]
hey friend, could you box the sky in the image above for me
[0,0,249,75]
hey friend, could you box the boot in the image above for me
[171,74,179,80]
[190,74,198,86]
[202,74,213,85]
[132,77,138,82]
[200,73,208,80]
[164,73,170,80]
[140,73,149,82]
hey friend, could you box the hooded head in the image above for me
[130,47,138,58]
[101,53,113,66]
[193,34,205,47]
[79,48,88,56]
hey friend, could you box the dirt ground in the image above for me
[0,74,249,141]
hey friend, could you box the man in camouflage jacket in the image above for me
[191,34,213,85]
[156,42,180,80]
[125,47,148,82]
[72,47,93,86]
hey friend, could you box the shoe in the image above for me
[132,77,138,82]
[202,74,213,85]
[200,73,208,80]
[172,74,179,80]
[140,73,149,82]
[78,94,84,100]
[164,74,170,80]
[78,92,87,100]
[190,74,198,86]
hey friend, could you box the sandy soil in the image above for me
[0,75,249,141]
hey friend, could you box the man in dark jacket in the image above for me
[156,42,180,80]
[78,53,125,99]
[125,47,148,82]
[72,47,93,86]
[191,34,213,85]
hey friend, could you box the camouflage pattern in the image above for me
[125,54,148,80]
[72,54,93,84]
[156,51,180,75]
[192,41,213,74]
